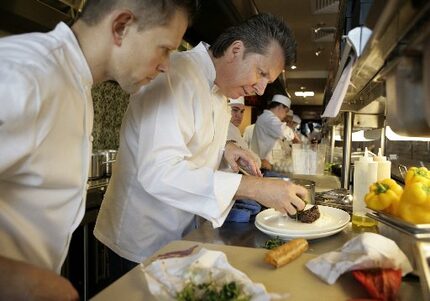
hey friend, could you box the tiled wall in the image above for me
[91,81,129,151]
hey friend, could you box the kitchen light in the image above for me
[291,65,297,70]
[295,91,315,98]
[315,48,323,56]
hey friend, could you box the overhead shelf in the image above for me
[328,0,430,116]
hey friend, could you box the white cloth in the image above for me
[143,248,286,301]
[94,42,242,263]
[250,110,294,163]
[243,124,255,149]
[225,123,261,169]
[306,233,413,285]
[0,22,93,272]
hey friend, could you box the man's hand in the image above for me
[235,177,308,215]
[0,256,79,301]
[224,142,262,177]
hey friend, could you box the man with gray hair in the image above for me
[95,13,308,270]
[0,0,197,299]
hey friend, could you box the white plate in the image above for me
[255,205,350,234]
[255,220,348,240]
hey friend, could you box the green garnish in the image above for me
[176,281,250,301]
[263,237,284,250]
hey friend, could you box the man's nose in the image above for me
[157,59,169,73]
[254,79,269,96]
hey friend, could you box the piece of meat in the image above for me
[288,205,321,223]
[298,205,320,223]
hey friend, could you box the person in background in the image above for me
[290,114,303,143]
[250,94,295,173]
[243,123,255,149]
[225,97,261,169]
[0,0,197,300]
[94,13,307,272]
[224,97,263,222]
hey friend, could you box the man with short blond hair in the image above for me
[0,0,197,299]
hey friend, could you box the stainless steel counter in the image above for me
[185,219,422,299]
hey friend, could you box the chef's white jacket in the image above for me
[0,23,93,272]
[94,42,242,263]
[226,123,261,168]
[250,110,294,164]
[242,124,255,149]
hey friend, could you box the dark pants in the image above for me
[104,247,138,288]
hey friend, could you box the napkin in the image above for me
[305,233,413,284]
[142,247,289,301]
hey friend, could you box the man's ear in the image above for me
[225,40,245,62]
[111,10,135,46]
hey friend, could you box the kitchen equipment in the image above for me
[292,144,326,175]
[367,210,430,273]
[290,178,315,204]
[414,241,430,300]
[103,149,118,177]
[88,151,105,180]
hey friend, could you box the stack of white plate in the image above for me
[255,205,350,240]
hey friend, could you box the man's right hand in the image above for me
[0,256,79,301]
[235,177,308,215]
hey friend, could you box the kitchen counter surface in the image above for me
[91,174,423,300]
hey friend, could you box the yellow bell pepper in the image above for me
[364,179,403,214]
[405,167,430,186]
[399,181,430,224]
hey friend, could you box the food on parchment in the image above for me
[288,205,320,223]
[264,238,309,268]
[176,280,251,301]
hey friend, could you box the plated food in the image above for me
[288,205,321,223]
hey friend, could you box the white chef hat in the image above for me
[228,97,245,106]
[287,109,294,116]
[293,114,301,124]
[272,94,291,108]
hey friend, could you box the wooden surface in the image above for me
[91,240,364,300]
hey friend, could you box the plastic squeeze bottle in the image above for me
[352,147,378,227]
[373,148,391,180]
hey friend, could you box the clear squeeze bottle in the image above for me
[352,147,378,227]
[373,148,391,180]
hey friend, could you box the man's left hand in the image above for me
[224,142,262,177]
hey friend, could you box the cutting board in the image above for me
[91,240,364,300]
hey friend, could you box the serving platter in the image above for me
[255,205,350,235]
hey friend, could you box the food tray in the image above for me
[367,212,430,239]
[367,209,430,232]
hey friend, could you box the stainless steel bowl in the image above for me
[88,151,106,180]
[290,178,316,204]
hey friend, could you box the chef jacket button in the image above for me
[90,135,94,142]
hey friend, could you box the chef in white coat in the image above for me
[225,97,261,169]
[0,0,195,300]
[250,94,295,172]
[94,14,307,276]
